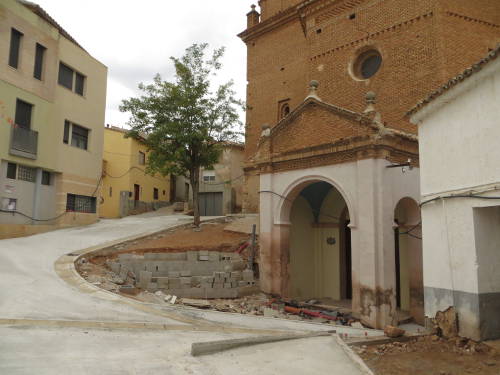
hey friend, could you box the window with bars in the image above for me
[17,165,36,183]
[66,194,96,213]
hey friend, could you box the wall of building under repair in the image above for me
[412,58,500,340]
[259,158,420,329]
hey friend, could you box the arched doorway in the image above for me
[394,197,424,324]
[288,181,352,304]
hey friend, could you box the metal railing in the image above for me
[10,126,38,158]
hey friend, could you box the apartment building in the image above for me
[0,0,107,238]
[100,126,171,218]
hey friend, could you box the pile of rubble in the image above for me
[355,335,493,357]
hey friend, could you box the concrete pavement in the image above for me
[0,212,367,374]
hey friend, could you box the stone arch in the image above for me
[278,176,355,302]
[394,196,424,324]
[276,175,356,228]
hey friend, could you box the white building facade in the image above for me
[409,46,500,340]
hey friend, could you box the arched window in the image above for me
[280,103,290,119]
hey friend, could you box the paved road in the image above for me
[0,213,365,375]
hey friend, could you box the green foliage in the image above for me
[120,43,244,179]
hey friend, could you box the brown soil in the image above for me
[357,335,500,375]
[126,221,249,252]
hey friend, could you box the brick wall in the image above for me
[240,0,500,211]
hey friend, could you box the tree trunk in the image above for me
[190,167,201,227]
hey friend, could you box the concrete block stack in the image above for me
[109,250,258,299]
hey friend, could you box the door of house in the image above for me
[134,184,140,208]
[199,192,223,216]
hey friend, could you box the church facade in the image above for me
[239,0,500,328]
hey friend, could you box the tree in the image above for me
[120,43,243,227]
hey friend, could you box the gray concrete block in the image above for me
[213,282,223,289]
[144,253,160,260]
[180,277,192,285]
[242,269,254,282]
[169,278,181,288]
[208,251,220,261]
[223,282,232,289]
[231,281,239,288]
[187,251,198,262]
[109,262,121,274]
[138,271,152,289]
[180,270,191,277]
[168,271,180,278]
[119,266,129,280]
[230,271,242,281]
[199,250,209,256]
[157,277,169,287]
[238,281,249,287]
[231,260,246,271]
[199,255,209,261]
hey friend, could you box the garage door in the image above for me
[199,192,223,216]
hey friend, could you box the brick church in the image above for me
[239,0,500,329]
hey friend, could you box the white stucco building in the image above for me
[409,45,500,341]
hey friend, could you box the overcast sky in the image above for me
[33,0,255,127]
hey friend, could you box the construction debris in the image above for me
[433,307,459,338]
[384,325,406,338]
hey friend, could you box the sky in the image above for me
[33,0,255,127]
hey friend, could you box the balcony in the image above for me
[10,126,38,159]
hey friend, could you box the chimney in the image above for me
[247,4,260,28]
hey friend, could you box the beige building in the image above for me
[0,0,107,238]
[100,126,171,218]
[173,143,245,216]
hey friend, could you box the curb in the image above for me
[335,334,375,375]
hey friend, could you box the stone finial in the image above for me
[247,4,260,28]
[366,91,376,105]
[364,91,377,114]
[306,80,321,100]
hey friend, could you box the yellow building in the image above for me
[100,126,171,218]
[0,0,107,238]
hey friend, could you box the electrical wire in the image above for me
[0,209,68,222]
[103,166,169,182]
[421,193,500,207]
[202,174,244,186]
[1,174,104,222]
[398,221,422,240]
